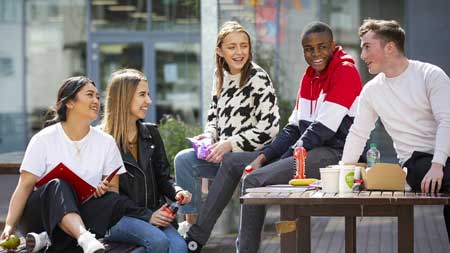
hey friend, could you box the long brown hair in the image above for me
[215,21,253,96]
[102,69,147,152]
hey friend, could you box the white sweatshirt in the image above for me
[342,60,450,165]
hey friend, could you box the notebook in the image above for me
[35,162,121,204]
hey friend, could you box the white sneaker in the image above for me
[178,221,192,237]
[77,231,105,253]
[26,231,51,253]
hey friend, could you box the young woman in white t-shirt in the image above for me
[0,77,148,253]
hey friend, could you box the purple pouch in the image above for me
[187,137,213,160]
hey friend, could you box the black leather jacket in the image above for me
[118,121,177,214]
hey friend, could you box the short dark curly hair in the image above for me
[301,21,333,41]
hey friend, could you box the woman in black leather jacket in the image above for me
[102,69,192,253]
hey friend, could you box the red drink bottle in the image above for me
[293,147,307,179]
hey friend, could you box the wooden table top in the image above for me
[241,185,450,206]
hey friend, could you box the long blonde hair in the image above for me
[215,21,253,96]
[102,69,147,152]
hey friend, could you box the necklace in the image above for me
[73,140,82,158]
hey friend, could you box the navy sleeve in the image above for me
[299,121,336,151]
[262,124,301,162]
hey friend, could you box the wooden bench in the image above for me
[241,186,450,253]
[0,151,22,174]
[0,238,137,252]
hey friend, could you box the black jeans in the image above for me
[187,146,341,252]
[237,146,342,253]
[403,151,450,242]
[18,178,150,252]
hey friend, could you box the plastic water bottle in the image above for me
[366,143,381,168]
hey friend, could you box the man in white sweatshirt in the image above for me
[341,19,450,241]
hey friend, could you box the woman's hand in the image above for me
[176,190,192,205]
[194,133,210,140]
[206,139,232,163]
[3,172,37,240]
[149,204,175,228]
[94,181,109,198]
[0,225,14,240]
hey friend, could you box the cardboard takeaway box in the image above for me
[360,163,407,191]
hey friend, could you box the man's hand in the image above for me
[150,204,175,227]
[249,154,267,170]
[206,139,232,163]
[421,163,444,193]
[242,154,267,178]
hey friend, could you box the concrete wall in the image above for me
[405,0,450,75]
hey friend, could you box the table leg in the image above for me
[280,206,301,253]
[398,205,414,253]
[345,216,356,253]
[298,214,311,253]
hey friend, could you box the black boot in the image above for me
[185,234,203,253]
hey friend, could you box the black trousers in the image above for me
[403,151,450,242]
[17,179,150,252]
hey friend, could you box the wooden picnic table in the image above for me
[241,186,450,253]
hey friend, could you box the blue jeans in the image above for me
[174,149,220,214]
[105,216,187,253]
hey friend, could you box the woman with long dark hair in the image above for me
[0,76,148,253]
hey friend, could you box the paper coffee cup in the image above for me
[320,167,339,193]
[338,166,355,193]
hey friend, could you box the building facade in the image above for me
[0,0,449,158]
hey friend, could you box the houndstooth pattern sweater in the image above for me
[204,62,280,152]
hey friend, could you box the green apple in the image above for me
[345,172,355,188]
[0,234,20,249]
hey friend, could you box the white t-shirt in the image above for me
[20,123,126,187]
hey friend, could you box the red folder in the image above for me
[35,162,121,204]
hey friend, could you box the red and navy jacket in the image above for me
[262,46,362,161]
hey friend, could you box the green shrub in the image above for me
[277,99,293,129]
[158,115,202,174]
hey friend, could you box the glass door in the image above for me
[89,40,156,121]
[97,43,144,92]
[154,42,200,124]
[87,0,202,125]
